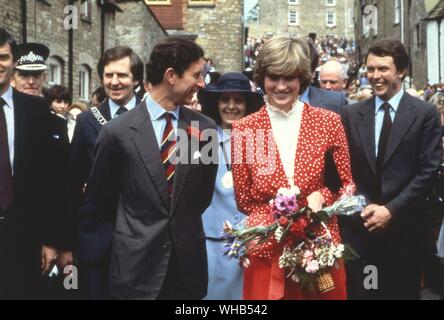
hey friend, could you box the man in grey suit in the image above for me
[89,37,218,300]
[342,39,442,299]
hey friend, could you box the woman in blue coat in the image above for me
[199,72,263,300]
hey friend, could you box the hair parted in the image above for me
[97,46,144,85]
[0,28,21,62]
[366,39,410,80]
[146,37,204,86]
[253,37,312,94]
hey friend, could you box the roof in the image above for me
[425,0,444,20]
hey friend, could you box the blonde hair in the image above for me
[69,101,88,112]
[254,37,312,93]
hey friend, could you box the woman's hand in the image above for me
[306,191,325,212]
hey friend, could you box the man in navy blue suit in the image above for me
[66,46,143,299]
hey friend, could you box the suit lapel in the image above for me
[383,93,417,166]
[356,98,377,175]
[308,86,326,108]
[130,104,171,210]
[12,90,27,175]
[171,107,192,214]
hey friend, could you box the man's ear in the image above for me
[164,68,176,85]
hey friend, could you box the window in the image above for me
[48,56,63,86]
[363,5,378,37]
[326,0,335,6]
[288,10,299,26]
[394,0,400,24]
[326,12,336,27]
[288,0,299,4]
[81,0,91,20]
[144,0,171,5]
[79,65,90,102]
[188,0,215,6]
[348,8,354,27]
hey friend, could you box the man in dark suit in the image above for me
[0,28,63,299]
[66,46,143,299]
[342,39,442,299]
[300,40,348,116]
[11,42,72,271]
[89,37,218,300]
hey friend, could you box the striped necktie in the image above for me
[160,113,176,195]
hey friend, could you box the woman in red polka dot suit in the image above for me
[231,37,355,300]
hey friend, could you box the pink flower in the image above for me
[187,126,202,140]
[305,260,319,274]
[303,250,313,260]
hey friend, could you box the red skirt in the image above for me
[243,252,347,300]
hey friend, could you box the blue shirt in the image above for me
[374,89,404,156]
[109,95,137,119]
[145,95,180,148]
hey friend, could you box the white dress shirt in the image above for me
[265,96,304,186]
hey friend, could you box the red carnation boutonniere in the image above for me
[187,126,203,141]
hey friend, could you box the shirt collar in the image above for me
[109,95,137,118]
[374,88,404,115]
[217,126,231,144]
[1,85,14,110]
[265,95,304,118]
[300,87,310,104]
[145,94,180,121]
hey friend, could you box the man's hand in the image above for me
[307,191,325,212]
[41,245,58,275]
[56,251,73,269]
[361,204,392,232]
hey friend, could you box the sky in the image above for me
[244,0,257,15]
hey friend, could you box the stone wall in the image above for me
[247,0,355,40]
[186,0,243,72]
[115,0,167,66]
[0,0,165,102]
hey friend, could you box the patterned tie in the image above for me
[376,102,393,200]
[115,106,127,117]
[160,113,176,195]
[0,97,14,210]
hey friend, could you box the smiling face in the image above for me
[264,74,300,112]
[171,57,206,106]
[217,92,247,129]
[0,42,16,95]
[366,53,405,101]
[102,56,138,106]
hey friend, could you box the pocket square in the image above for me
[193,151,202,160]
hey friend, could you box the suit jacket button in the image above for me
[163,244,168,249]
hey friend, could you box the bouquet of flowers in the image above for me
[222,185,364,293]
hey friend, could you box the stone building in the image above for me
[245,0,355,40]
[146,0,244,72]
[0,0,166,102]
[354,0,442,88]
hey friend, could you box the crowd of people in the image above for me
[1,25,444,300]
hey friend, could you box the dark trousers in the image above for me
[79,255,110,300]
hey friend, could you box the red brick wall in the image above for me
[148,0,185,30]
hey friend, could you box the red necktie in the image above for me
[160,113,176,195]
[0,97,14,210]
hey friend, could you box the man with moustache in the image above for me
[0,28,62,299]
[66,46,143,299]
[342,39,442,299]
[89,37,218,299]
